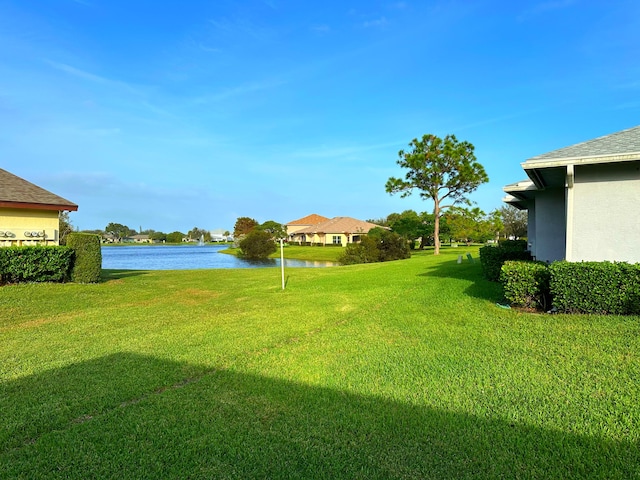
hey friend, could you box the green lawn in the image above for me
[1,248,639,478]
[223,243,346,262]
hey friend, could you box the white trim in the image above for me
[565,164,575,262]
[522,152,640,170]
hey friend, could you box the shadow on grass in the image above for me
[2,353,637,479]
[101,269,150,281]
[418,256,503,303]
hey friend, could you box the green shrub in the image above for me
[369,229,411,262]
[67,233,102,283]
[239,230,277,260]
[338,236,380,265]
[498,239,528,250]
[338,231,410,265]
[0,246,74,284]
[500,261,550,310]
[479,244,532,281]
[549,261,640,315]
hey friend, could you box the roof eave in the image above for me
[522,152,640,170]
[0,201,78,212]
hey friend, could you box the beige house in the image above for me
[288,215,384,246]
[503,125,640,263]
[0,168,78,247]
[285,214,330,238]
[132,234,152,243]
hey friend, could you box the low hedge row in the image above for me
[0,233,102,285]
[67,233,102,283]
[0,246,74,284]
[500,260,640,315]
[500,261,550,310]
[550,261,640,315]
[479,241,532,281]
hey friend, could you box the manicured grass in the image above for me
[223,244,347,262]
[1,249,639,478]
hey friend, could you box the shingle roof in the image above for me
[526,125,640,163]
[294,217,383,234]
[286,214,329,226]
[0,169,78,211]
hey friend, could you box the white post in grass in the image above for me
[280,238,285,290]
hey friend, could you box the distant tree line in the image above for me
[368,205,526,249]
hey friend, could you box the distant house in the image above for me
[209,229,231,242]
[285,214,330,240]
[287,215,384,246]
[503,125,640,263]
[0,168,77,247]
[132,234,151,243]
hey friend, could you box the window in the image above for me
[332,235,342,245]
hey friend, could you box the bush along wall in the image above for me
[549,261,640,315]
[479,242,532,281]
[500,261,551,311]
[0,246,74,284]
[67,233,102,283]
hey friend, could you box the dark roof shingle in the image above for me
[0,169,78,211]
[527,125,640,163]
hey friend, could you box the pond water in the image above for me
[101,244,336,270]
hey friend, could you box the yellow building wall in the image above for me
[0,208,60,247]
[291,232,354,246]
[306,233,349,245]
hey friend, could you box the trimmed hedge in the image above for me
[479,243,532,281]
[0,246,74,284]
[67,233,102,283]
[500,261,550,310]
[549,261,640,315]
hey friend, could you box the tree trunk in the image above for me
[433,199,440,255]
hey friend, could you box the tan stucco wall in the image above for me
[293,232,352,246]
[286,224,307,236]
[570,161,640,262]
[0,208,60,246]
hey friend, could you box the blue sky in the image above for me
[1,0,639,233]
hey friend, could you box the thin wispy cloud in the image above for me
[191,78,287,105]
[311,24,331,35]
[3,1,638,231]
[363,17,388,28]
[45,59,178,119]
[289,140,402,160]
[44,59,138,94]
[198,43,221,53]
[518,0,576,21]
[208,18,272,42]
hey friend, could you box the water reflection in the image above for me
[101,244,337,270]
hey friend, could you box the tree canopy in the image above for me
[104,222,135,241]
[386,134,489,254]
[239,230,277,260]
[58,211,75,246]
[444,207,502,244]
[187,227,210,242]
[257,220,286,240]
[498,205,528,239]
[388,210,434,249]
[233,217,259,238]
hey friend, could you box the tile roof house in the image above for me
[503,126,640,263]
[0,168,78,246]
[288,215,384,246]
[285,214,330,237]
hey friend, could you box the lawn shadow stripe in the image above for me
[1,353,638,479]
